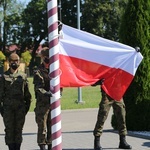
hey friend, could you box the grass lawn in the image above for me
[28,77,101,111]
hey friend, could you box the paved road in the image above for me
[0,108,150,150]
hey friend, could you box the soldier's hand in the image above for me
[60,88,63,97]
[44,91,53,97]
[91,78,105,86]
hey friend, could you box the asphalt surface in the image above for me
[0,108,150,150]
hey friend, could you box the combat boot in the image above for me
[15,143,21,150]
[8,143,15,150]
[94,136,103,150]
[39,144,46,150]
[119,135,132,149]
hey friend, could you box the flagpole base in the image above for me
[75,100,85,104]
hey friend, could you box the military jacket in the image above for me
[33,64,50,105]
[0,69,31,106]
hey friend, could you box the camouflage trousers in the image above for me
[93,90,127,137]
[3,103,26,145]
[35,105,51,145]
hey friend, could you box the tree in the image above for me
[20,0,48,74]
[58,0,84,28]
[0,0,25,53]
[58,0,128,41]
[114,0,150,130]
[20,0,83,74]
[0,0,130,74]
[81,0,128,41]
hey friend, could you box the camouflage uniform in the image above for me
[93,88,132,149]
[0,69,31,146]
[33,64,51,146]
[93,88,127,136]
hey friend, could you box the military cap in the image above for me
[9,53,20,61]
[41,47,49,57]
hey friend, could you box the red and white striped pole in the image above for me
[47,0,62,150]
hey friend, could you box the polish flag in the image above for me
[59,24,143,100]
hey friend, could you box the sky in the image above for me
[17,0,31,6]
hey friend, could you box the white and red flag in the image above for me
[59,24,143,100]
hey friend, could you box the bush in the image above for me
[111,99,150,131]
[114,0,150,131]
[21,51,32,66]
[125,99,150,131]
[0,51,6,67]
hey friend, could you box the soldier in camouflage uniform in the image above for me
[33,47,52,150]
[92,80,132,150]
[0,53,32,150]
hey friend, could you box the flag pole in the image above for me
[77,0,84,104]
[47,0,62,150]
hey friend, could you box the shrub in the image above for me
[21,51,32,66]
[112,0,150,131]
[0,51,6,67]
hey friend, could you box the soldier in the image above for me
[33,47,52,150]
[0,53,32,150]
[92,80,132,150]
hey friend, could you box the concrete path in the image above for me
[0,108,150,150]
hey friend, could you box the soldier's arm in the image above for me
[24,76,32,114]
[33,71,48,95]
[0,74,4,116]
[0,74,4,100]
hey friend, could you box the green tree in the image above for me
[58,0,128,41]
[0,0,129,73]
[117,0,150,130]
[58,0,83,28]
[21,0,47,45]
[20,0,48,74]
[20,0,82,74]
[81,0,128,41]
[0,0,25,53]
